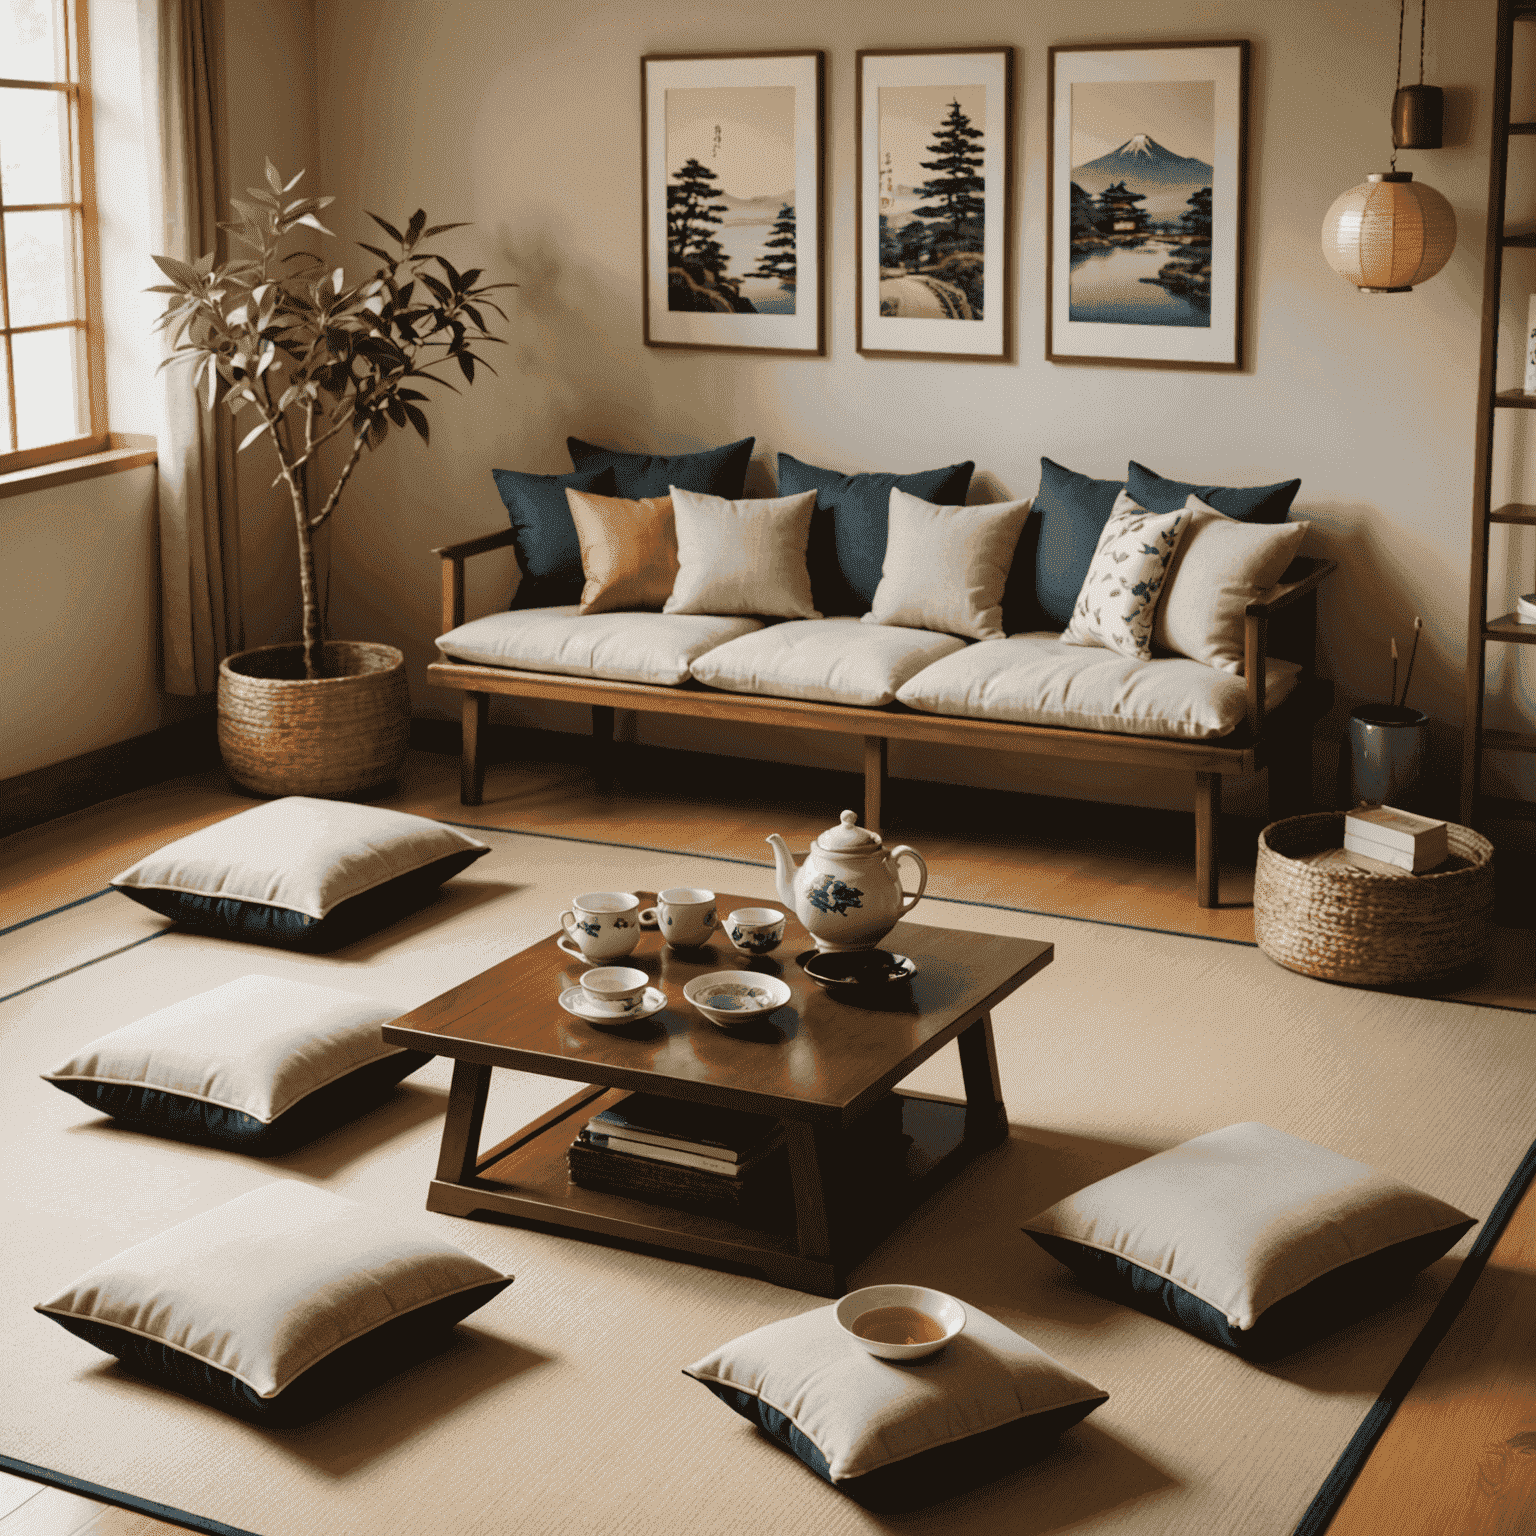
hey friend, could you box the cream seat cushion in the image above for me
[436,607,762,687]
[896,633,1301,740]
[691,619,966,707]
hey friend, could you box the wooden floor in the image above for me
[1,737,1532,1535]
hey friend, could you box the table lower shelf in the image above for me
[426,1084,1005,1295]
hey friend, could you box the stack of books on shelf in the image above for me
[1343,805,1450,874]
[568,1095,787,1217]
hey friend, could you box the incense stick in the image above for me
[1390,637,1398,708]
[1397,616,1423,708]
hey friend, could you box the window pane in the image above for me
[3,207,76,325]
[0,0,65,83]
[1,87,70,204]
[12,324,83,448]
[0,341,11,452]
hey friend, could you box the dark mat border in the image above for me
[1293,1128,1536,1534]
[0,1454,260,1536]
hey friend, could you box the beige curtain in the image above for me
[139,0,243,694]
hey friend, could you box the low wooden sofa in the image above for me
[428,526,1336,908]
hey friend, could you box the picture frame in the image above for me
[641,51,825,355]
[1046,40,1248,371]
[856,47,1014,362]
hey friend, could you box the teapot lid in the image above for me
[816,810,883,853]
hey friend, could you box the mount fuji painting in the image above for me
[1067,79,1215,327]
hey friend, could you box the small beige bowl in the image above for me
[834,1284,966,1362]
[683,970,791,1027]
[580,966,650,1012]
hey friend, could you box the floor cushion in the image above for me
[436,607,762,687]
[110,799,489,949]
[685,1301,1107,1508]
[691,619,965,707]
[35,1182,512,1426]
[42,975,429,1154]
[1022,1122,1474,1360]
[896,634,1301,740]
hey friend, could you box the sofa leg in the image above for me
[863,736,888,835]
[461,692,489,806]
[1194,771,1221,908]
[593,705,616,792]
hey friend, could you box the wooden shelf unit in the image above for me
[1463,0,1536,823]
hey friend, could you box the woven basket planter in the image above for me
[218,641,410,799]
[1254,812,1494,987]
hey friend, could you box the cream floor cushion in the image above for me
[896,633,1302,740]
[690,618,966,707]
[436,607,763,687]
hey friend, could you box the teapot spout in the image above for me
[765,834,798,910]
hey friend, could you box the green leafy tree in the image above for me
[750,202,796,287]
[149,160,510,679]
[911,99,985,253]
[667,158,729,267]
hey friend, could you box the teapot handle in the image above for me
[889,846,928,914]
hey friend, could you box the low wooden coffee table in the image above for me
[383,893,1052,1296]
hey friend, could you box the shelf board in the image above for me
[1495,390,1536,408]
[1478,795,1536,823]
[1491,503,1536,524]
[1483,729,1536,754]
[1502,231,1536,246]
[1511,122,1536,135]
[1485,614,1536,642]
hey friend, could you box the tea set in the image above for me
[557,811,925,1029]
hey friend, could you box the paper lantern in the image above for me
[1321,171,1457,293]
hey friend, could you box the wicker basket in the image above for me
[218,641,410,798]
[1253,812,1494,987]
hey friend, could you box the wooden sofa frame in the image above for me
[428,527,1337,908]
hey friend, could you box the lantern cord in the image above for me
[1392,0,1406,170]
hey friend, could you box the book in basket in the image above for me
[1344,806,1449,873]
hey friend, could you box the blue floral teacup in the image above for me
[639,887,718,949]
[558,891,644,962]
[725,907,787,956]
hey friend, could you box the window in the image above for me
[0,0,104,473]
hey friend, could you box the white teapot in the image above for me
[767,811,927,953]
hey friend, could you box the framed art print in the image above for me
[1047,41,1248,370]
[642,51,824,355]
[856,47,1013,361]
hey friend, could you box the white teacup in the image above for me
[580,966,649,1013]
[725,907,787,955]
[639,887,718,949]
[558,892,644,962]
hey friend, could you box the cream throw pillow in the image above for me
[565,489,678,614]
[1062,489,1191,660]
[1154,493,1310,673]
[863,487,1030,640]
[663,485,819,618]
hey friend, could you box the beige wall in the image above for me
[298,0,1525,812]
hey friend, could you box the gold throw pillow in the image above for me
[565,489,679,614]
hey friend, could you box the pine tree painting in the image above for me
[750,203,797,299]
[876,83,986,321]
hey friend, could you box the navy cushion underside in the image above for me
[47,1278,512,1427]
[1026,1221,1474,1360]
[694,1378,1105,1509]
[49,1050,432,1154]
[111,846,488,951]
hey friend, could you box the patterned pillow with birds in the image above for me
[1061,490,1192,660]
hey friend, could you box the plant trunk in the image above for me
[290,464,322,681]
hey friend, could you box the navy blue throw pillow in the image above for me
[48,1051,433,1155]
[777,452,975,614]
[1127,461,1301,524]
[491,464,618,610]
[567,435,755,500]
[1031,458,1125,629]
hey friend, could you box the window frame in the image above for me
[0,0,108,475]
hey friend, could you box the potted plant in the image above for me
[151,160,509,797]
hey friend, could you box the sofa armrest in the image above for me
[433,527,519,633]
[1241,556,1338,736]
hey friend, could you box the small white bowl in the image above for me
[683,970,792,1027]
[581,966,650,1012]
[725,907,788,955]
[834,1284,966,1362]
